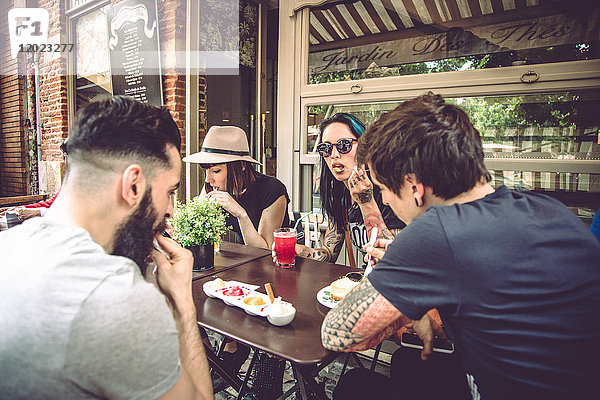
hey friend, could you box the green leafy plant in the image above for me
[170,197,230,246]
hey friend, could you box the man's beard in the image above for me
[112,188,166,276]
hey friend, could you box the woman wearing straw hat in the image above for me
[184,126,291,398]
[184,125,290,249]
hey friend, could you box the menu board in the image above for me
[107,0,163,106]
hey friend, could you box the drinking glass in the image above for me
[273,228,296,268]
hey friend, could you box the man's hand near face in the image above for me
[151,234,213,400]
[152,234,194,303]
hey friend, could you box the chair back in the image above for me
[302,212,325,248]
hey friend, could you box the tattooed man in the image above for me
[322,93,600,400]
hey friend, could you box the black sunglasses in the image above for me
[316,138,357,158]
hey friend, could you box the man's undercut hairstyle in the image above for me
[64,95,181,177]
[357,92,490,199]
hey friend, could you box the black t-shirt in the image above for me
[227,172,290,244]
[347,186,405,268]
[369,186,600,399]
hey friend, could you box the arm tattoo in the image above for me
[299,227,343,262]
[321,279,409,352]
[363,212,395,240]
[324,228,344,259]
[356,189,373,204]
[305,248,331,261]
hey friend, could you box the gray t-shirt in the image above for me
[0,218,180,399]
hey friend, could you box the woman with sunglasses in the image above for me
[297,113,405,267]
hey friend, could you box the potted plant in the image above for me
[170,197,230,271]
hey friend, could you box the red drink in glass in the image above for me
[274,228,296,268]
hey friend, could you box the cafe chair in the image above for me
[302,212,325,248]
[339,342,384,376]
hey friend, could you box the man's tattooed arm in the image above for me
[363,212,395,240]
[321,278,411,352]
[297,223,344,262]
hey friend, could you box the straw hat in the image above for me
[183,126,260,165]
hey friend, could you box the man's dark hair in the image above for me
[318,113,365,234]
[357,92,490,199]
[64,96,181,176]
[200,161,257,198]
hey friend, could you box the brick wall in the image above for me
[35,0,68,194]
[157,0,187,152]
[199,76,207,139]
[1,0,191,197]
[155,0,191,200]
[0,0,27,196]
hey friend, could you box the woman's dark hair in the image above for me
[318,113,365,234]
[200,160,256,198]
[357,92,490,199]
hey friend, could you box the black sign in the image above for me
[107,0,162,106]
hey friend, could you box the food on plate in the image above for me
[243,296,266,306]
[210,278,226,289]
[330,277,359,301]
[265,283,275,304]
[221,286,247,297]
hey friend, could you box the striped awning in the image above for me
[309,0,546,45]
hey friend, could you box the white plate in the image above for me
[203,281,218,298]
[317,285,339,309]
[204,281,277,319]
[215,285,251,306]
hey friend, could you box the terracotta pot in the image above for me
[186,243,215,271]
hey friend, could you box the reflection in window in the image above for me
[308,1,599,83]
[74,7,112,110]
[307,92,600,161]
[447,92,600,162]
[305,91,600,212]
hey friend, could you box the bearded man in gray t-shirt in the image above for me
[0,96,212,400]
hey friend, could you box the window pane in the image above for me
[308,2,600,84]
[448,92,600,162]
[307,91,600,161]
[305,90,600,211]
[74,7,112,109]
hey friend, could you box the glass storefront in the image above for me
[304,90,600,216]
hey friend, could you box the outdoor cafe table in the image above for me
[192,241,271,280]
[192,255,362,399]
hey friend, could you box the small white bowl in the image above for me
[267,304,296,326]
